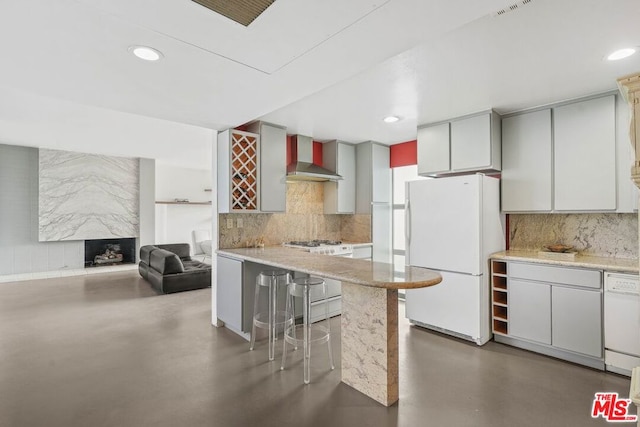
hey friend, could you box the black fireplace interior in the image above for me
[84,238,136,267]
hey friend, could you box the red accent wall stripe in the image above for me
[390,140,417,168]
[286,135,293,165]
[313,141,323,166]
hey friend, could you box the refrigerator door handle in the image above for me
[405,198,411,249]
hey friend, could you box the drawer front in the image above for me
[352,246,372,259]
[509,262,601,289]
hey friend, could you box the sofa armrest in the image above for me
[139,245,158,265]
[150,249,185,274]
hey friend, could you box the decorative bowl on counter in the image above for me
[539,244,578,260]
[543,244,574,253]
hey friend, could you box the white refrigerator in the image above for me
[405,174,505,345]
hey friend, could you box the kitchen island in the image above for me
[216,246,442,406]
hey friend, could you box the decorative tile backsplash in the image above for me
[509,213,638,258]
[219,181,371,248]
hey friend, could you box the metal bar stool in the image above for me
[281,276,335,384]
[249,270,293,361]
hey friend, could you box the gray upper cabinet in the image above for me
[246,121,287,213]
[417,111,501,177]
[356,142,391,263]
[501,94,622,213]
[356,142,391,213]
[501,109,553,212]
[417,123,450,175]
[553,95,616,211]
[324,141,356,214]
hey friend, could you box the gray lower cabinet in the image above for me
[509,279,551,345]
[491,260,604,369]
[551,286,602,358]
[217,255,244,333]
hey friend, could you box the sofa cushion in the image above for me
[150,249,185,275]
[157,243,191,260]
[140,245,157,265]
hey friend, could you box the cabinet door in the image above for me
[616,93,639,213]
[551,286,602,357]
[259,124,286,212]
[451,114,491,171]
[371,144,391,203]
[508,279,551,344]
[337,143,356,213]
[355,143,372,214]
[501,110,552,212]
[216,256,243,331]
[553,96,616,211]
[417,123,450,175]
[372,203,392,263]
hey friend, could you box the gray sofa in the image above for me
[139,243,211,294]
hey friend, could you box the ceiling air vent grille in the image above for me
[191,0,276,26]
[492,0,533,17]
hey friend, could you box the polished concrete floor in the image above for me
[0,271,633,427]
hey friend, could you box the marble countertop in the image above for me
[491,250,639,273]
[216,246,442,290]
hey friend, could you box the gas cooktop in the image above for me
[285,240,342,248]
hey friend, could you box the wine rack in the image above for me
[491,260,508,336]
[229,130,259,211]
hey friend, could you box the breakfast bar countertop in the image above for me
[216,246,442,406]
[491,250,640,273]
[216,246,441,290]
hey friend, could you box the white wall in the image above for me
[0,144,84,275]
[0,88,215,275]
[154,164,213,254]
[0,86,214,170]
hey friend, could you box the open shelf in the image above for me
[493,305,508,320]
[492,260,507,275]
[493,289,508,305]
[492,275,507,290]
[493,319,508,335]
[490,259,510,337]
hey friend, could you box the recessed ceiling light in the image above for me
[129,45,163,61]
[383,116,400,123]
[606,48,636,61]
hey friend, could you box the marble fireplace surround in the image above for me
[38,148,139,242]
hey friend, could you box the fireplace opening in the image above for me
[84,238,136,268]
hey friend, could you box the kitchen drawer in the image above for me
[509,262,601,289]
[352,246,372,259]
[310,296,341,323]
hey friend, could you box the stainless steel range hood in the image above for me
[287,135,343,182]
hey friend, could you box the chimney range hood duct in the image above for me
[287,135,343,182]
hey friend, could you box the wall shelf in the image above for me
[155,201,211,205]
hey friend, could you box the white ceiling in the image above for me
[0,0,639,165]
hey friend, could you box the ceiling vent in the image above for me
[191,0,276,26]
[492,0,533,17]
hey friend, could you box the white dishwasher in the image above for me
[604,272,640,376]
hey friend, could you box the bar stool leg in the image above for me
[303,284,311,384]
[249,275,261,351]
[324,281,335,370]
[268,276,276,361]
